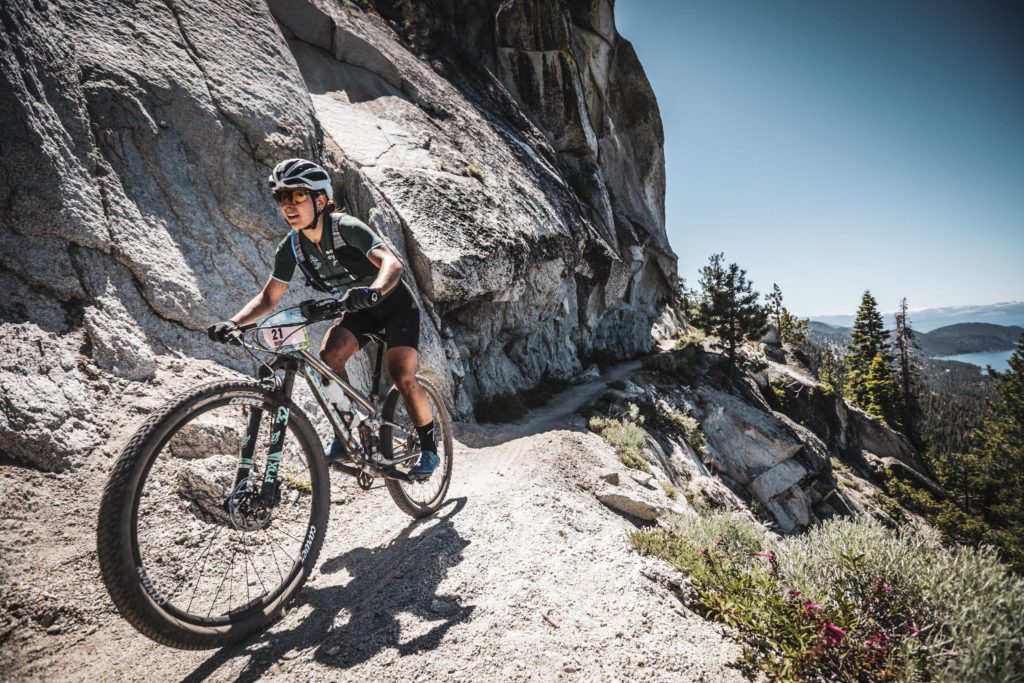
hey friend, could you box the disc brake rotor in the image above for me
[226,477,274,531]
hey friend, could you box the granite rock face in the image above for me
[0,0,674,470]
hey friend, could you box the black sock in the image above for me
[415,422,437,454]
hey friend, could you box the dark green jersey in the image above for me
[271,213,385,292]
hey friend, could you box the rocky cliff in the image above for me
[586,333,943,535]
[0,0,675,471]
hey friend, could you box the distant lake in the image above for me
[933,350,1014,373]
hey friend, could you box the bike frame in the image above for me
[234,326,422,506]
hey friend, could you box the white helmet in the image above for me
[268,158,333,200]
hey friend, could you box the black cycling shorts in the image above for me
[338,280,421,350]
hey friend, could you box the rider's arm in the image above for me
[365,246,405,295]
[231,278,288,325]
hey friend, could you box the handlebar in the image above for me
[299,297,349,321]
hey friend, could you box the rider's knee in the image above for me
[320,334,357,367]
[392,372,419,394]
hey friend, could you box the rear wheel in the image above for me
[379,376,453,518]
[97,381,329,649]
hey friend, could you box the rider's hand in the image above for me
[346,287,381,311]
[207,320,240,345]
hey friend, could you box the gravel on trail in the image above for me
[1,361,745,682]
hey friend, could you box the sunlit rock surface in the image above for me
[0,0,673,469]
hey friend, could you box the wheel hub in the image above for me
[225,477,274,531]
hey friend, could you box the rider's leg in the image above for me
[386,345,439,476]
[385,345,433,426]
[320,324,360,381]
[320,324,361,462]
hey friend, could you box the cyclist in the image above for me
[207,158,439,479]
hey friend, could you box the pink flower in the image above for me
[866,630,891,652]
[756,549,780,574]
[697,547,709,557]
[822,622,846,645]
[881,582,893,593]
[804,602,824,616]
[908,625,923,637]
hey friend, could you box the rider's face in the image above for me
[277,189,324,230]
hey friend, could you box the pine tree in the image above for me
[767,283,784,333]
[767,283,808,345]
[846,291,891,409]
[673,274,697,320]
[863,353,901,428]
[893,297,924,448]
[970,333,1024,569]
[818,346,847,397]
[695,253,768,375]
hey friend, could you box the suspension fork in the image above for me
[257,361,298,506]
[232,408,262,491]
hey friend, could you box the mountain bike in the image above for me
[96,296,453,649]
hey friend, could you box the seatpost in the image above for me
[370,341,386,403]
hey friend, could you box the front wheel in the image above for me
[379,376,453,518]
[96,381,330,649]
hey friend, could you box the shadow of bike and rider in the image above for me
[183,497,473,682]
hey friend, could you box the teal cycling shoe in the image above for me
[408,451,440,480]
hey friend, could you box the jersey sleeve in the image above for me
[338,215,385,256]
[270,236,296,283]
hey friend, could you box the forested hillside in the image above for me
[917,323,1023,356]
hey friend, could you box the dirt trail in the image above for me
[2,361,744,682]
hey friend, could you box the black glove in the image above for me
[346,287,381,311]
[299,299,320,320]
[207,320,240,345]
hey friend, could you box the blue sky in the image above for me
[615,0,1024,317]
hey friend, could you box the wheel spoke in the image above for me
[126,396,321,625]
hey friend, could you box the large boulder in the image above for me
[689,385,836,534]
[0,0,674,470]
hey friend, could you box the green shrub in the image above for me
[660,405,706,452]
[660,481,679,500]
[632,513,1024,682]
[883,473,996,557]
[588,403,651,473]
[675,329,711,349]
[283,476,311,494]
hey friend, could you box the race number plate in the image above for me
[258,308,311,352]
[263,324,309,351]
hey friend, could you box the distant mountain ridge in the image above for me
[917,323,1023,356]
[810,301,1024,332]
[807,320,1023,357]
